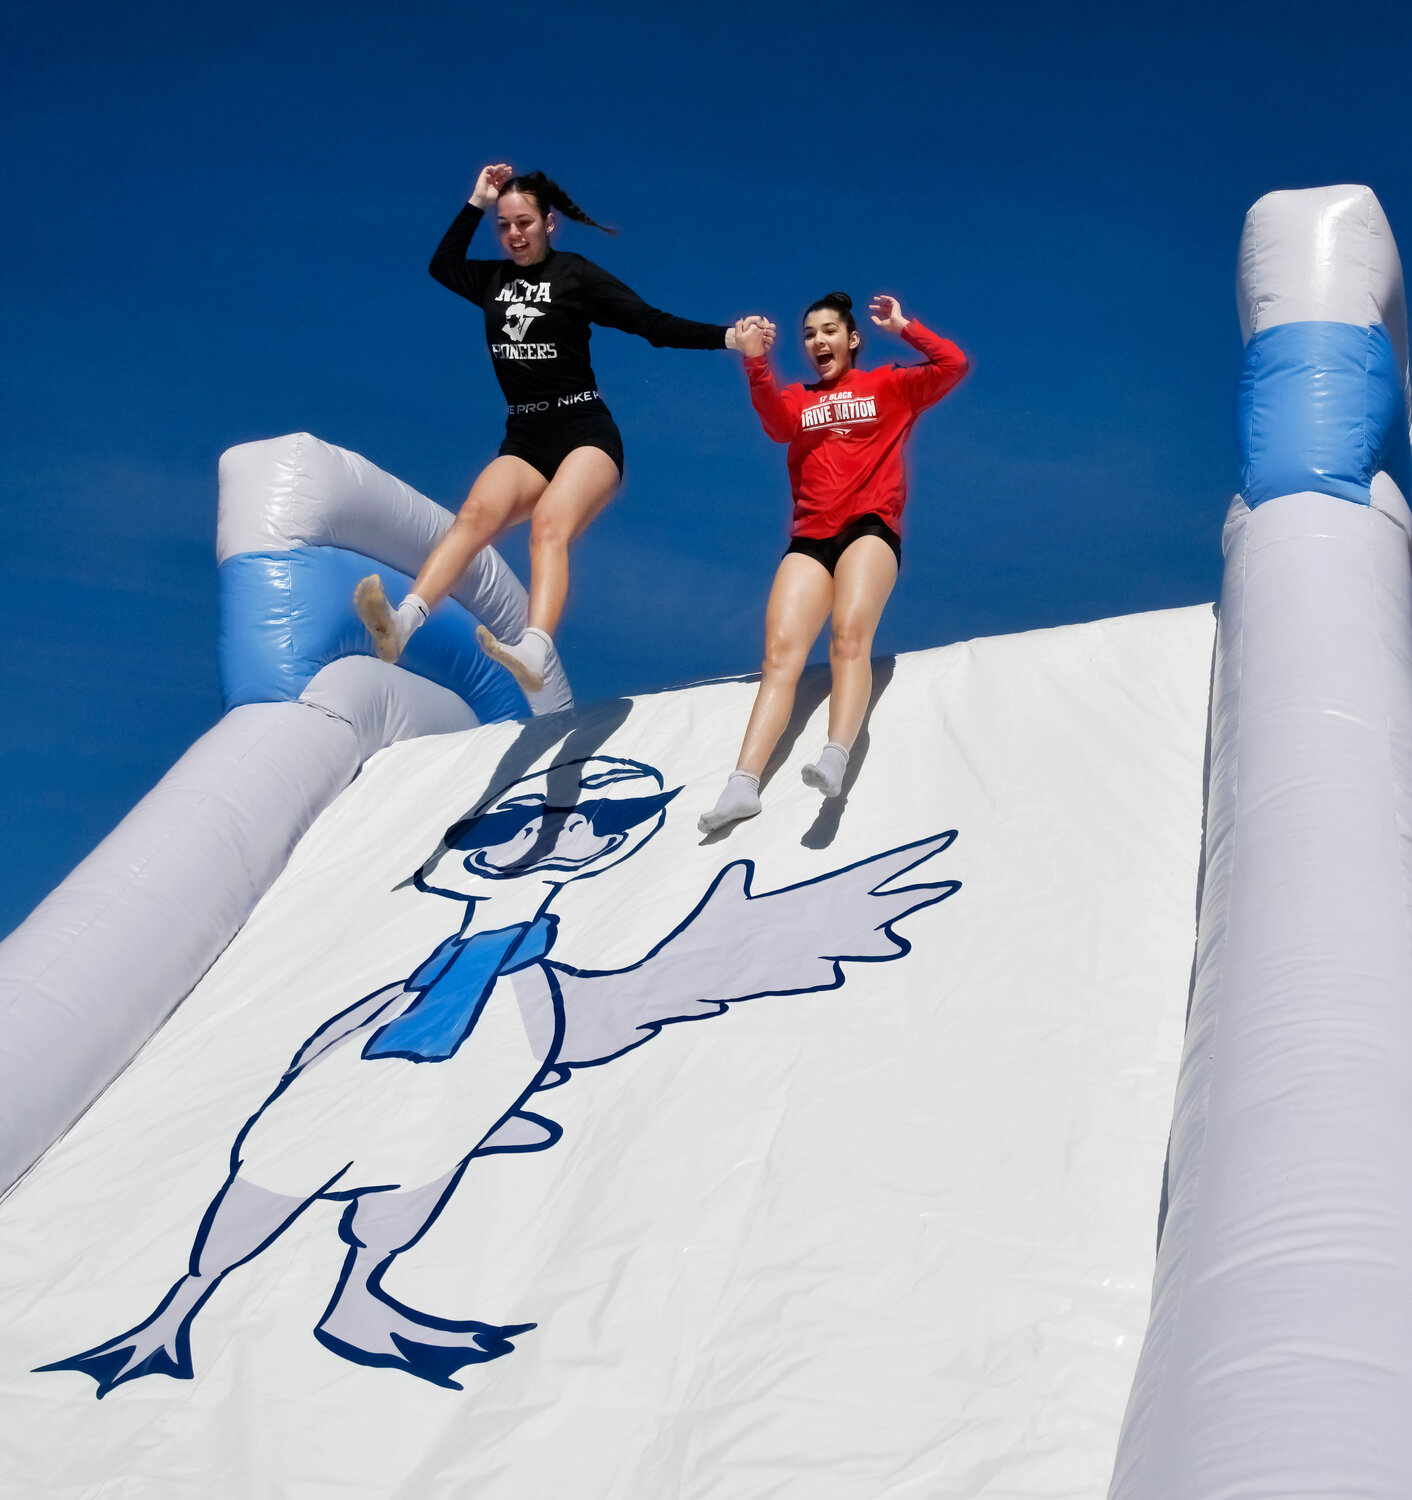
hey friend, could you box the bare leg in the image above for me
[800,536,898,798]
[699,555,833,833]
[525,446,621,635]
[354,456,544,664]
[477,445,621,696]
[737,554,835,776]
[823,536,898,749]
[414,456,545,607]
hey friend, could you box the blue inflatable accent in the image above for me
[364,917,555,1062]
[1239,321,1412,507]
[218,547,528,721]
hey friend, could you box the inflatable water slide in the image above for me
[1,186,1408,1498]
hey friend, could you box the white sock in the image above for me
[397,593,429,639]
[801,740,849,798]
[476,624,552,695]
[513,627,551,678]
[697,770,762,834]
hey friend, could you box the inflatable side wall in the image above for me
[0,436,567,1196]
[217,432,572,718]
[1111,186,1412,1497]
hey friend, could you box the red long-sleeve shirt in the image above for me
[744,320,968,538]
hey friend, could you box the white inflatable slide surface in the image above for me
[0,606,1212,1499]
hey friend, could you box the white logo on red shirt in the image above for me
[800,392,877,433]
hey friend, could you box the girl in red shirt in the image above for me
[699,292,968,832]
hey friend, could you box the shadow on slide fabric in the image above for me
[801,656,896,850]
[699,655,897,850]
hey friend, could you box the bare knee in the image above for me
[529,512,572,556]
[830,617,873,665]
[761,636,807,682]
[452,497,495,537]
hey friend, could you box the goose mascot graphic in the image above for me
[40,755,958,1396]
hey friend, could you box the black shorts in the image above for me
[785,513,902,574]
[498,398,625,482]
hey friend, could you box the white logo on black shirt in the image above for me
[502,303,546,342]
[490,343,557,360]
[495,280,553,304]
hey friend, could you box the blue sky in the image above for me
[3,0,1411,936]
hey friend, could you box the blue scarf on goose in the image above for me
[363,915,557,1063]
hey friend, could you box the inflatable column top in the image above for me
[218,432,573,720]
[1237,184,1412,512]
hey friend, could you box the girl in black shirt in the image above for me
[356,163,772,709]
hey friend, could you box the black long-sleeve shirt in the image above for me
[429,203,728,411]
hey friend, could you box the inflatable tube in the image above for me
[299,655,474,762]
[1111,186,1412,1498]
[0,661,475,1198]
[218,433,574,718]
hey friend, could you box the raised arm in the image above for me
[428,163,512,303]
[735,318,795,442]
[869,295,969,411]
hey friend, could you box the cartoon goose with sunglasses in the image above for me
[42,756,956,1396]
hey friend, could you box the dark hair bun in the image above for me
[826,292,852,310]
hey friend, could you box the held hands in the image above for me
[869,295,910,333]
[727,316,778,357]
[469,163,514,208]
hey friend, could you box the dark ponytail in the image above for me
[501,171,617,235]
[804,291,862,360]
